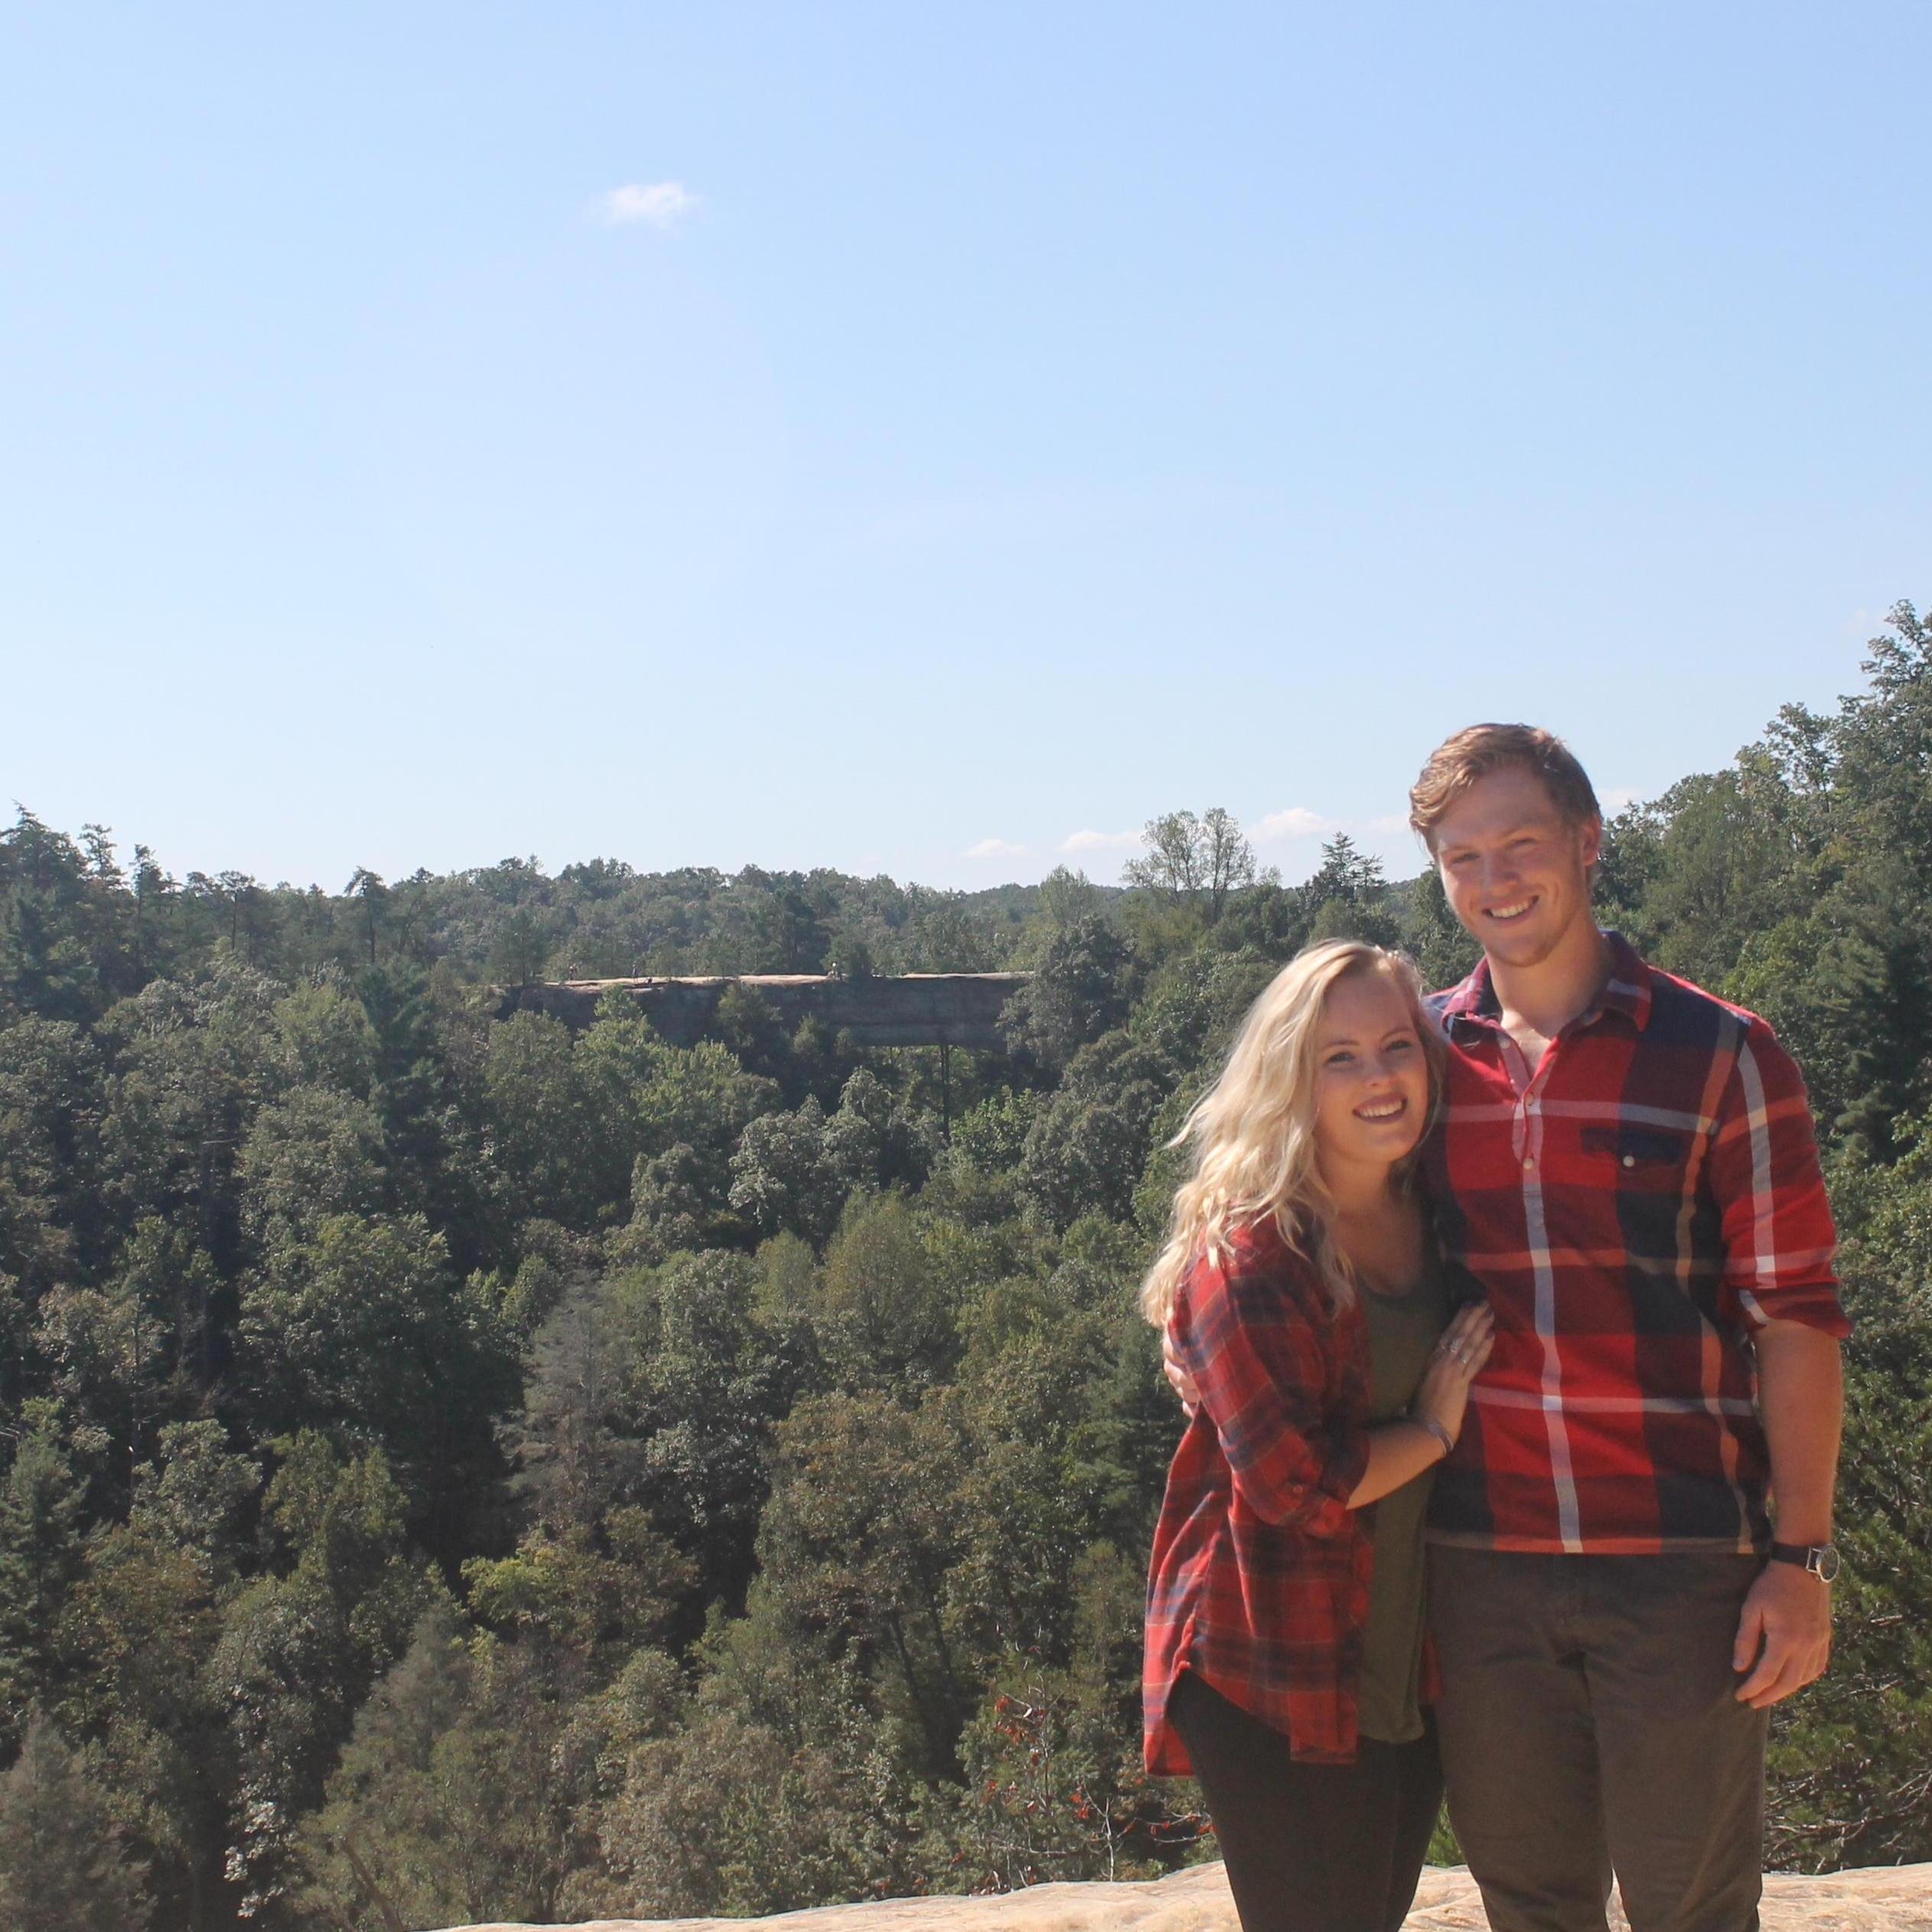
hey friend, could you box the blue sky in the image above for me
[2,3,1926,892]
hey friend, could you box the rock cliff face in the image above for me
[498,973,1028,1050]
[445,1859,1932,1932]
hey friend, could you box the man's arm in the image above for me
[1732,1319,1844,1709]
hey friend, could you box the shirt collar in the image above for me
[1437,929,1653,1035]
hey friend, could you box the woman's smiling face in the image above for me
[1311,967,1431,1181]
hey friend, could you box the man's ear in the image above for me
[1576,813,1603,871]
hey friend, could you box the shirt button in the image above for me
[1523,1157,1536,1171]
[1621,1153,1636,1168]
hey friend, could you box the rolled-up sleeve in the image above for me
[1709,1018,1851,1338]
[1175,1252,1368,1536]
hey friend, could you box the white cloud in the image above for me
[1059,828,1141,855]
[964,837,1027,861]
[1250,806,1337,843]
[1597,787,1642,816]
[601,181,699,228]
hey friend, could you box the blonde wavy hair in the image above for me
[1139,940,1442,1326]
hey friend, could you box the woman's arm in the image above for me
[1171,1289,1494,1511]
[1175,1257,1370,1536]
[1347,1299,1493,1505]
[1348,1421,1448,1507]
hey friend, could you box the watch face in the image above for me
[1813,1544,1841,1582]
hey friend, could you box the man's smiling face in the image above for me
[1432,764,1601,970]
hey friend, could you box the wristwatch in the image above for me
[1768,1541,1840,1582]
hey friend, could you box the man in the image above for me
[1409,725,1846,1932]
[1167,724,1847,1931]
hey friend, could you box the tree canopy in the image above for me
[1,604,1929,1923]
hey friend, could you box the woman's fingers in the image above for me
[1434,1302,1495,1379]
[1442,1305,1491,1340]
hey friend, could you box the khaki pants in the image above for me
[1428,1549,1768,1932]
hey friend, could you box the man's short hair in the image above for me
[1408,724,1601,852]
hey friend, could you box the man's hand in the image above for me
[1162,1321,1201,1417]
[1732,1561,1833,1709]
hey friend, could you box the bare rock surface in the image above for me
[448,1859,1932,1932]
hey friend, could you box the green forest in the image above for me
[2,606,1930,1930]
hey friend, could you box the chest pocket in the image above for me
[1581,1124,1688,1171]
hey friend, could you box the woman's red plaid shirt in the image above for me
[1143,1218,1378,1771]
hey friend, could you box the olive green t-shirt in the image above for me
[1357,1255,1452,1745]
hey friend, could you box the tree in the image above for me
[0,1015,103,1302]
[1403,865,1480,991]
[630,1253,806,1611]
[1302,834,1401,947]
[754,1392,971,1778]
[53,1516,230,1929]
[482,1009,629,1230]
[344,869,388,968]
[0,1403,89,1746]
[0,1716,148,1932]
[0,811,103,1024]
[236,1214,516,1553]
[487,905,552,987]
[293,1608,593,1931]
[211,1440,442,1917]
[997,916,1136,1073]
[1765,1119,1932,1868]
[509,1275,645,1536]
[1018,1033,1175,1228]
[236,1085,388,1249]
[1122,807,1256,924]
[817,1192,957,1393]
[933,1621,1198,1890]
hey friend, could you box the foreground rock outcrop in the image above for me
[448,1859,1932,1931]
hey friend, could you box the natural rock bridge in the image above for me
[497,973,1028,1053]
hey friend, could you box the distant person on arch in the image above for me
[1156,723,1848,1932]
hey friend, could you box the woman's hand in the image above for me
[1163,1320,1202,1417]
[1412,1301,1495,1445]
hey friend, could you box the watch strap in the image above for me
[1768,1540,1839,1581]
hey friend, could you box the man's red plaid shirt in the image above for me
[1423,933,1850,1556]
[1142,1219,1377,1771]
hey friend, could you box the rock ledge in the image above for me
[447,1859,1932,1931]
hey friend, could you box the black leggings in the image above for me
[1167,1671,1442,1932]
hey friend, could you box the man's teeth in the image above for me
[1489,898,1534,920]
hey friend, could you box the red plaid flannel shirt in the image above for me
[1143,1218,1375,1771]
[1424,933,1849,1556]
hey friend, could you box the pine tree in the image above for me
[0,1716,148,1931]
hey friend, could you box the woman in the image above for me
[1142,940,1493,1932]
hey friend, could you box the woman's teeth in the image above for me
[1355,1098,1406,1120]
